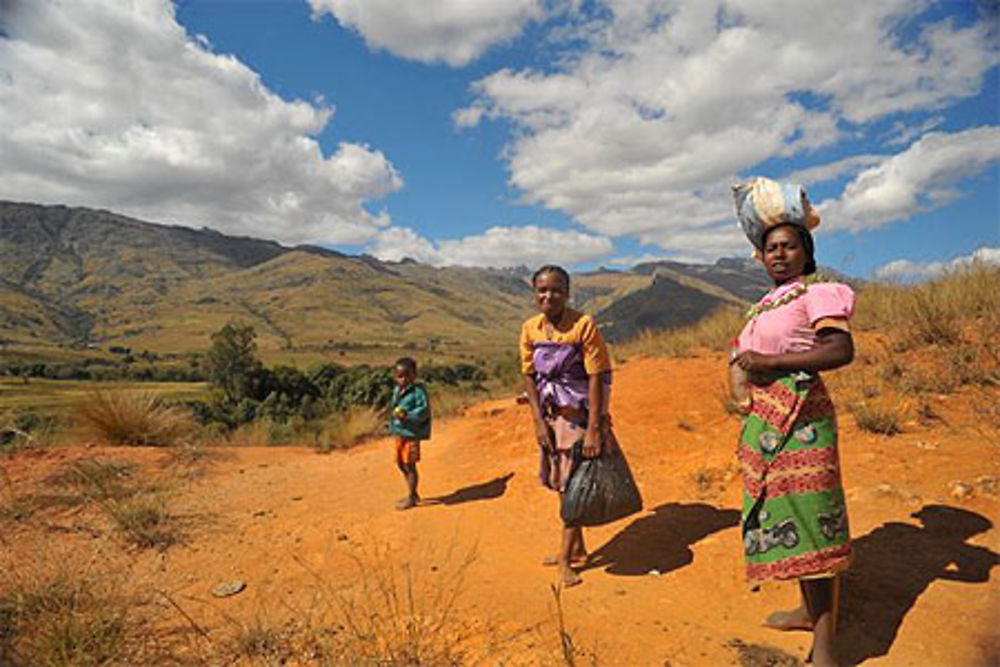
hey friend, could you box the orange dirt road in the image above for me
[3,354,999,665]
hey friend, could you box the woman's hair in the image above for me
[394,357,417,375]
[763,224,817,276]
[532,265,570,289]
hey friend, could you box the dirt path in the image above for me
[3,355,999,665]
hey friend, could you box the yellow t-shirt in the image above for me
[519,308,612,376]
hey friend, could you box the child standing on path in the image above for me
[389,357,431,510]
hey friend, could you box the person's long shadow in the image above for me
[837,504,1000,665]
[424,473,514,506]
[582,502,741,576]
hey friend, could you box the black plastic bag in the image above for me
[560,436,643,527]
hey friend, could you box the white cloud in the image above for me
[460,0,999,256]
[785,155,885,187]
[874,247,1000,280]
[884,115,945,147]
[0,0,402,245]
[309,0,544,67]
[370,225,612,268]
[818,127,1000,231]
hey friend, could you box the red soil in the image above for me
[2,353,998,664]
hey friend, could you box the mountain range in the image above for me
[0,201,776,364]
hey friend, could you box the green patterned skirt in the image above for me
[738,372,851,582]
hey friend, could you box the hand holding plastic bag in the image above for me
[560,434,643,527]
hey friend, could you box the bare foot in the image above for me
[560,565,582,588]
[763,606,813,632]
[395,496,418,510]
[542,553,588,567]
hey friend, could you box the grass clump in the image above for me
[47,459,136,502]
[104,494,179,550]
[283,542,477,664]
[850,401,904,436]
[1,409,60,453]
[314,407,381,453]
[233,621,292,662]
[77,389,194,446]
[0,565,134,665]
[856,263,1000,349]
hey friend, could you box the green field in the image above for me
[0,378,209,412]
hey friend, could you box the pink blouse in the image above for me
[737,279,855,355]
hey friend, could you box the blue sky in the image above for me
[1,0,998,278]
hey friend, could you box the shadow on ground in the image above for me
[584,502,741,576]
[837,504,999,664]
[425,473,515,506]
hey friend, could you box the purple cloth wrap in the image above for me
[532,342,590,413]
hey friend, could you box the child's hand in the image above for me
[582,430,601,459]
[393,407,407,420]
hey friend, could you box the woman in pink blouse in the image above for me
[730,187,856,667]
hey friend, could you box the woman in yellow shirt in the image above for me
[520,265,612,587]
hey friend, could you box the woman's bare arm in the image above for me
[523,374,553,450]
[582,372,605,458]
[732,329,854,374]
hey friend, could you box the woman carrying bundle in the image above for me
[729,177,856,666]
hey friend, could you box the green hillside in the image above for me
[0,201,775,364]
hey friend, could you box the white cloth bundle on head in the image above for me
[732,176,820,253]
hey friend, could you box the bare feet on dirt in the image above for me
[763,606,813,631]
[560,565,583,588]
[395,496,419,510]
[541,552,588,567]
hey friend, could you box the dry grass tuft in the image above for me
[0,468,33,522]
[47,459,136,502]
[77,389,194,446]
[315,407,382,453]
[104,493,179,550]
[855,263,1000,349]
[270,541,480,663]
[0,560,138,665]
[221,418,275,446]
[849,401,905,436]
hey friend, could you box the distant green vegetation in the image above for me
[0,319,519,451]
[0,348,204,383]
[190,322,491,433]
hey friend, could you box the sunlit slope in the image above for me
[0,202,533,362]
[1,200,776,360]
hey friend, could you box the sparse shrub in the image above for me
[47,459,136,502]
[896,368,959,395]
[104,493,178,549]
[943,343,999,387]
[224,419,278,446]
[850,401,904,435]
[315,407,381,453]
[0,563,135,665]
[856,263,1000,347]
[0,469,33,522]
[233,621,290,662]
[1,409,59,452]
[305,543,476,664]
[77,389,194,446]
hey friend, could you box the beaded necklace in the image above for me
[745,281,807,321]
